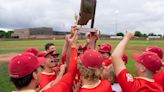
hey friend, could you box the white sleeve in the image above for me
[112,83,122,92]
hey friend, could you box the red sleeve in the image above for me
[44,48,77,92]
[67,48,78,76]
[44,73,73,92]
[61,52,66,64]
[116,69,134,92]
[154,70,164,89]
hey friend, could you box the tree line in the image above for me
[0,30,163,38]
[116,31,163,38]
[0,30,14,38]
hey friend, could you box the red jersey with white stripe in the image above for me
[154,70,164,91]
[117,69,163,92]
[78,80,112,92]
[44,48,78,92]
[39,71,56,89]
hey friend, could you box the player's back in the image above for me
[78,80,112,92]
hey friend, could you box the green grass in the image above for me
[0,62,15,92]
[0,40,164,92]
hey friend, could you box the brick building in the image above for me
[11,27,73,39]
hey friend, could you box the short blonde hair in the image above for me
[78,61,102,81]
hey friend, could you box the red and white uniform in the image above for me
[40,51,68,88]
[39,72,56,89]
[44,48,77,92]
[154,70,164,91]
[117,69,163,92]
[78,80,112,92]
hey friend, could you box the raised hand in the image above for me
[125,32,134,39]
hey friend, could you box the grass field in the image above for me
[0,40,164,92]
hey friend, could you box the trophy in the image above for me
[76,0,99,34]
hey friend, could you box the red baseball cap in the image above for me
[45,51,59,58]
[24,48,39,56]
[146,46,163,59]
[38,51,47,57]
[122,54,128,64]
[37,57,47,65]
[80,49,103,68]
[102,54,128,66]
[9,52,45,78]
[99,43,112,53]
[132,52,163,73]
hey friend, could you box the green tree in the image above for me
[0,30,6,38]
[0,30,14,38]
[116,32,124,36]
[157,34,162,37]
[148,33,156,36]
[142,33,148,38]
[6,31,14,38]
[134,31,142,37]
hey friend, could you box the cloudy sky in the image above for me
[0,0,164,34]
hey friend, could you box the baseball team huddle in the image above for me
[8,26,164,92]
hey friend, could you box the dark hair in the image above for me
[45,43,55,51]
[10,70,38,89]
[108,52,111,56]
[99,51,111,56]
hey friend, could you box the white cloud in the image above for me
[0,0,164,34]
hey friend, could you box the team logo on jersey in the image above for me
[126,73,134,82]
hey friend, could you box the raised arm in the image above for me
[86,31,98,50]
[43,27,79,92]
[111,32,134,76]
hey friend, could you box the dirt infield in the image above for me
[0,45,148,65]
[0,52,20,64]
[0,44,64,48]
[1,45,163,65]
[127,46,146,52]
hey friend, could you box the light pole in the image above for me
[115,10,119,35]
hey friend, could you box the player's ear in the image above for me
[140,65,146,73]
[32,72,38,80]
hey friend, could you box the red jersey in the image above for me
[74,69,81,84]
[39,72,56,89]
[78,80,112,92]
[154,70,164,90]
[103,58,112,66]
[117,69,163,92]
[44,48,77,92]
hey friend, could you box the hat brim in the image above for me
[79,54,87,67]
[37,57,46,65]
[45,51,53,57]
[45,51,60,57]
[131,53,140,63]
[99,50,109,53]
[52,53,60,56]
